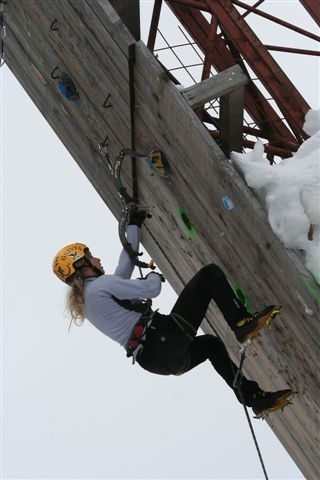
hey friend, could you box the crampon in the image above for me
[236,305,281,352]
[253,390,297,420]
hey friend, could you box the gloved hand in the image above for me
[129,209,149,227]
[146,271,166,283]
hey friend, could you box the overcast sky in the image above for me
[2,1,319,479]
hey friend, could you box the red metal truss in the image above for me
[299,0,320,27]
[148,0,319,158]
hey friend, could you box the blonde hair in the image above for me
[65,272,86,327]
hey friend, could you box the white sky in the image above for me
[1,1,319,479]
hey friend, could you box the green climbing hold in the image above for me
[177,207,197,238]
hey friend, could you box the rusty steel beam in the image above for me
[241,0,265,20]
[168,0,209,10]
[233,0,320,42]
[204,0,310,142]
[147,0,163,51]
[209,130,296,159]
[264,45,320,56]
[299,0,320,27]
[201,14,218,80]
[165,1,303,154]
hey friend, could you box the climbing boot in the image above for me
[251,389,295,419]
[234,305,281,345]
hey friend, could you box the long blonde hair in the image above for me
[65,272,86,326]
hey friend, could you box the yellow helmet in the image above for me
[52,243,88,284]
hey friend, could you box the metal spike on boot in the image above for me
[251,389,296,419]
[234,305,281,347]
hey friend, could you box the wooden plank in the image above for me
[220,86,245,154]
[180,64,248,109]
[108,0,140,40]
[4,1,320,477]
[181,65,247,156]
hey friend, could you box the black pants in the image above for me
[137,264,260,405]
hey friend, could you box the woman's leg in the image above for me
[171,264,247,333]
[183,334,259,405]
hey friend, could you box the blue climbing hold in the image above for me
[58,73,80,101]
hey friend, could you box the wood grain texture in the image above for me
[4,1,319,477]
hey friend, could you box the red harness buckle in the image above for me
[126,312,154,360]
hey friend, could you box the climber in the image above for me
[53,210,293,418]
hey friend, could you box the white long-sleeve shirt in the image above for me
[84,225,162,347]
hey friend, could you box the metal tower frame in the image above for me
[147,0,320,160]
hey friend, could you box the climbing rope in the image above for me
[100,40,269,477]
[206,318,270,480]
[128,43,138,204]
[0,0,6,67]
[232,347,269,480]
[123,40,269,479]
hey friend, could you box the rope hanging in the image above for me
[233,348,269,480]
[128,43,139,204]
[128,43,143,278]
[127,37,269,480]
[0,0,7,67]
[208,320,270,479]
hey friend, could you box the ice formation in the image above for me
[231,109,320,282]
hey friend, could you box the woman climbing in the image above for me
[53,210,293,418]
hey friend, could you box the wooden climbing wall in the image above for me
[4,1,319,477]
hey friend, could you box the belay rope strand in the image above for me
[128,42,143,279]
[126,39,268,480]
[127,44,267,477]
[232,352,269,479]
[128,44,139,203]
[207,319,270,480]
[232,346,269,480]
[0,0,7,67]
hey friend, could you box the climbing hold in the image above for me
[103,93,112,109]
[221,195,234,211]
[301,275,320,303]
[147,148,171,178]
[58,73,80,101]
[233,284,254,314]
[177,207,197,238]
[50,19,58,31]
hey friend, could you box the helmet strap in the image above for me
[77,258,103,278]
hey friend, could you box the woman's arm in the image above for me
[101,272,162,300]
[113,225,141,279]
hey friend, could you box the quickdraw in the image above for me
[99,142,170,270]
[114,148,155,270]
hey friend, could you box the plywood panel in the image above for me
[4,1,320,477]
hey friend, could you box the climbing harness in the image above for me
[125,307,155,363]
[0,0,6,67]
[170,312,196,341]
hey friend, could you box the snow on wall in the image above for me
[231,109,320,283]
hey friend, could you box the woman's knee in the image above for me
[198,333,223,349]
[199,264,225,279]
